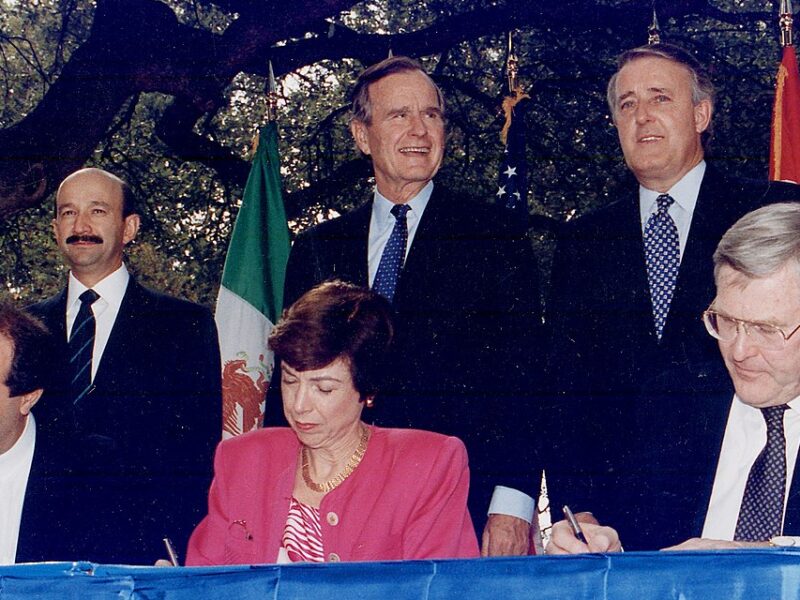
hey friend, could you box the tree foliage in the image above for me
[0,0,787,304]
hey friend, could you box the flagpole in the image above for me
[495,29,537,541]
[507,31,519,94]
[770,0,800,183]
[781,0,794,48]
[267,60,278,122]
[648,7,661,45]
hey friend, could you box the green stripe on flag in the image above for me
[220,122,290,323]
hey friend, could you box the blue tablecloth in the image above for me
[3,550,800,599]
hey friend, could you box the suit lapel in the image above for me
[332,200,371,287]
[90,278,139,391]
[666,167,724,339]
[393,188,447,308]
[661,167,748,378]
[348,201,371,286]
[16,416,76,562]
[36,289,68,342]
[785,440,800,534]
[691,388,734,536]
[609,192,657,342]
[16,432,46,561]
[28,289,71,404]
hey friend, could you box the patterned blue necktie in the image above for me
[69,289,99,405]
[372,204,411,302]
[644,194,679,340]
[734,405,789,541]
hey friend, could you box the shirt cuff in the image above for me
[487,485,535,523]
[770,536,800,547]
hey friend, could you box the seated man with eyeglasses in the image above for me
[548,202,800,553]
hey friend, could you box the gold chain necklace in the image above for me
[302,425,371,493]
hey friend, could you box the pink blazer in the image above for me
[186,426,479,564]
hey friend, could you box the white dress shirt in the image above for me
[0,414,36,564]
[367,181,433,286]
[638,160,705,262]
[65,264,130,381]
[702,395,800,540]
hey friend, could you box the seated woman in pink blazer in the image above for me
[186,281,479,564]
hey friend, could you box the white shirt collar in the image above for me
[639,160,706,218]
[0,413,35,472]
[733,393,800,414]
[373,180,434,223]
[67,264,130,311]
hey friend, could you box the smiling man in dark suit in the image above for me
[29,167,221,564]
[276,56,541,549]
[545,43,800,543]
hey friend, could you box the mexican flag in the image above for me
[215,121,290,438]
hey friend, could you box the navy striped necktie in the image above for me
[69,289,99,404]
[372,204,411,302]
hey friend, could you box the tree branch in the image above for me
[0,0,779,220]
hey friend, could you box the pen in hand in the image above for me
[163,537,181,567]
[562,505,588,545]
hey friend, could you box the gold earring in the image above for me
[366,398,374,408]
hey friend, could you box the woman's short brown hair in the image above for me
[268,281,394,399]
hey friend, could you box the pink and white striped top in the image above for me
[282,497,324,562]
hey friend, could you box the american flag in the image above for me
[496,88,530,216]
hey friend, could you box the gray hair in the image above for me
[714,202,800,281]
[350,55,445,125]
[606,43,715,141]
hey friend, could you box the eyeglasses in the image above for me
[702,309,800,351]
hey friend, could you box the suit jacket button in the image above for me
[327,552,340,562]
[326,512,339,526]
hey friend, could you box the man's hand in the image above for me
[481,514,531,556]
[661,537,768,551]
[546,512,622,554]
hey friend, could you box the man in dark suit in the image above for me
[549,202,800,552]
[545,44,800,546]
[0,301,84,563]
[274,56,541,549]
[29,167,221,564]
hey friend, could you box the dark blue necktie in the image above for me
[372,204,410,302]
[734,405,789,541]
[644,194,679,340]
[69,289,99,405]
